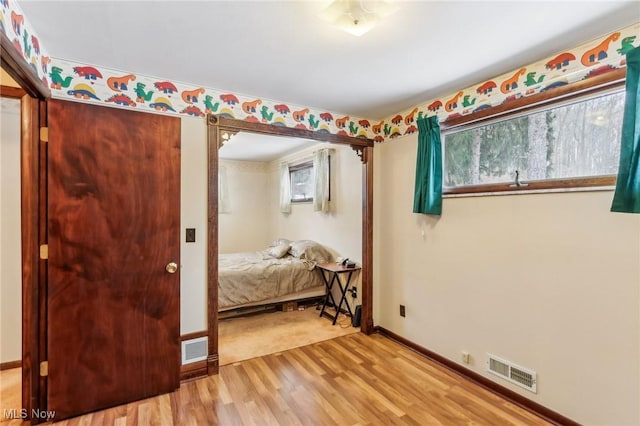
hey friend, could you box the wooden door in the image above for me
[47,100,181,420]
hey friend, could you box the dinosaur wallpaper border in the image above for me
[0,0,51,86]
[47,58,376,140]
[46,22,638,143]
[381,22,640,141]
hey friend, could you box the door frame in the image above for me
[1,31,51,421]
[205,114,374,375]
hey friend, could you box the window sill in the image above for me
[443,176,615,198]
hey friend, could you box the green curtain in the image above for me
[413,115,442,215]
[611,46,640,213]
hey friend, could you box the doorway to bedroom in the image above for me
[217,131,363,365]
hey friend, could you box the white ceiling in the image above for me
[219,132,319,161]
[20,1,640,122]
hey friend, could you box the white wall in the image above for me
[180,118,208,335]
[269,143,363,310]
[1,98,22,363]
[373,133,640,426]
[218,159,271,253]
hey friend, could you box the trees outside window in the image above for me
[290,161,314,202]
[443,90,624,192]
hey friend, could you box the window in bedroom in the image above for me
[288,157,331,203]
[290,161,314,202]
[443,86,625,194]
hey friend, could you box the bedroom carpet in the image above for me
[218,307,359,365]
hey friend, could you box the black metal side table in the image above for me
[316,262,361,325]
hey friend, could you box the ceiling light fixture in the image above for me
[318,0,398,37]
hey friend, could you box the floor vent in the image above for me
[182,337,208,365]
[486,354,537,393]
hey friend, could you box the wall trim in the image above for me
[0,85,27,99]
[180,360,207,382]
[0,360,21,370]
[374,326,580,426]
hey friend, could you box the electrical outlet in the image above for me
[462,351,470,364]
[399,304,406,317]
[350,286,357,298]
[186,228,196,243]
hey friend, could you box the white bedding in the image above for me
[218,250,324,310]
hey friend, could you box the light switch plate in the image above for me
[186,228,196,243]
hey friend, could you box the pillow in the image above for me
[267,243,290,258]
[269,238,291,248]
[289,240,333,263]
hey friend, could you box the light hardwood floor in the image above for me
[0,367,22,426]
[2,333,550,425]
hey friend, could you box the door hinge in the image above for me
[39,244,48,260]
[40,126,48,142]
[40,361,48,377]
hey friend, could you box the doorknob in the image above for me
[165,262,178,274]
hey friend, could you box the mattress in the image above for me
[218,250,325,311]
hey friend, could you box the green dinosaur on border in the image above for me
[204,95,220,114]
[260,105,274,122]
[49,66,73,89]
[524,72,545,87]
[617,36,637,55]
[308,114,319,129]
[22,29,31,59]
[462,95,476,107]
[134,83,154,103]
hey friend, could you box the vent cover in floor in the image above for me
[182,336,208,364]
[486,353,537,393]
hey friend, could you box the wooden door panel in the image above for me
[47,100,181,419]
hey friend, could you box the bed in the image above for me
[218,239,332,311]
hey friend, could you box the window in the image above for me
[289,161,314,202]
[288,157,332,203]
[443,87,625,194]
